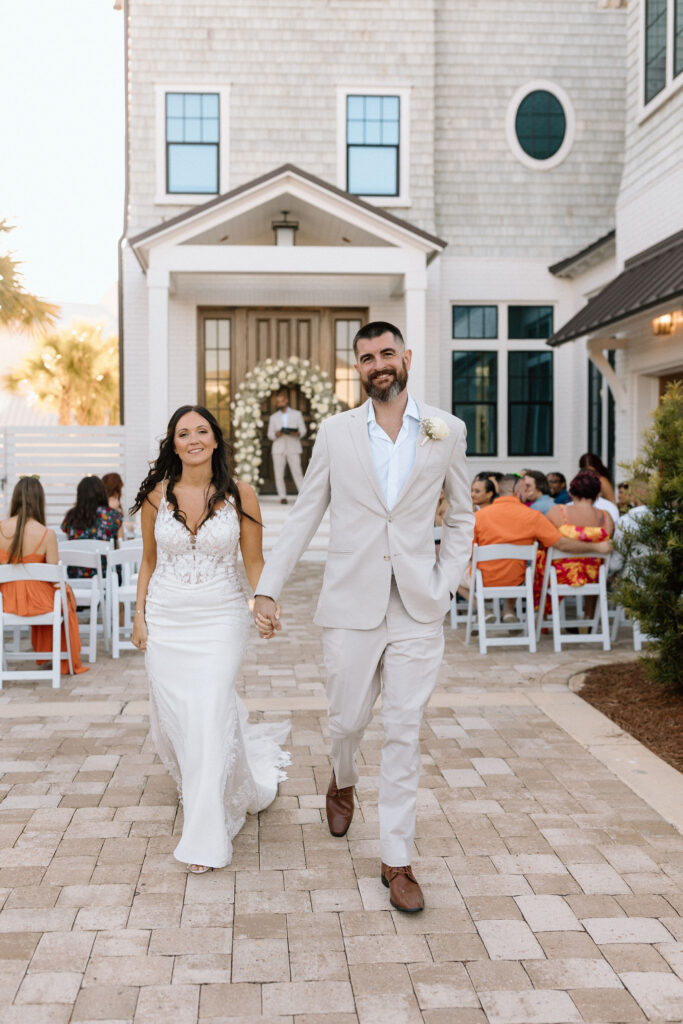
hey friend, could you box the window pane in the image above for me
[508,351,553,457]
[347,95,365,119]
[515,89,566,160]
[334,318,362,409]
[382,121,399,145]
[675,0,683,77]
[645,0,668,102]
[168,144,218,193]
[202,118,220,143]
[203,318,231,436]
[184,93,201,117]
[365,96,381,119]
[348,146,398,195]
[347,120,364,144]
[452,351,497,456]
[382,96,399,120]
[184,118,202,142]
[166,117,184,142]
[365,121,381,145]
[452,305,498,340]
[166,93,184,117]
[202,93,219,118]
[508,305,553,339]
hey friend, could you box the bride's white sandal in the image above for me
[187,864,213,874]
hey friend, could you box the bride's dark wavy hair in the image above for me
[130,405,259,527]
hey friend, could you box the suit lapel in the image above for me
[348,402,388,510]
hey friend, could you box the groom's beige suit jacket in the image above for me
[257,399,474,630]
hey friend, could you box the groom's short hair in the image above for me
[353,321,405,356]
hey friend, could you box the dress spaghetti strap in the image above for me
[30,528,49,555]
[559,505,568,524]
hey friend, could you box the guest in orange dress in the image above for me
[534,470,614,613]
[0,477,87,675]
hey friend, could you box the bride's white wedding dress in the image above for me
[145,490,290,867]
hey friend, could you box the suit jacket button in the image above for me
[387,516,393,522]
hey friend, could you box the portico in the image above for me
[125,165,445,485]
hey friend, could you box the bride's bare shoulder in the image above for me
[144,482,164,513]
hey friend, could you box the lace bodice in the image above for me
[153,495,242,586]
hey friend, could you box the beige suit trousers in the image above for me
[272,440,304,498]
[322,579,444,866]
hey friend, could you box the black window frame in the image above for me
[507,305,554,340]
[345,94,400,198]
[165,91,220,195]
[514,89,567,162]
[452,350,498,457]
[452,305,498,340]
[675,0,683,78]
[645,0,668,103]
[507,350,554,458]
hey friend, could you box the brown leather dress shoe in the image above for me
[326,771,354,837]
[381,863,424,913]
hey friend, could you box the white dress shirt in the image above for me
[366,394,421,509]
[280,409,289,429]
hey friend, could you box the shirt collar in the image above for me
[366,393,420,425]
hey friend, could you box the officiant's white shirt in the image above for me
[367,393,420,509]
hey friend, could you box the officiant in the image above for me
[267,389,307,504]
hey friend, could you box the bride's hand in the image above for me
[256,602,281,639]
[132,615,148,651]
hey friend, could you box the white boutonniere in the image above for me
[419,416,450,447]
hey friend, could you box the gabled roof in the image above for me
[549,228,683,346]
[128,163,447,255]
[549,229,616,279]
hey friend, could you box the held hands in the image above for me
[253,594,282,639]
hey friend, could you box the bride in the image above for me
[130,405,290,873]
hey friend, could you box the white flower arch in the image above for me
[231,356,341,489]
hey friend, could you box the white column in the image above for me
[404,267,428,402]
[147,267,170,452]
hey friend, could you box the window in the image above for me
[675,0,683,76]
[645,0,668,102]
[452,352,497,456]
[202,317,231,435]
[346,95,399,196]
[587,355,616,478]
[508,352,553,457]
[508,306,554,339]
[335,318,363,410]
[166,92,220,194]
[515,90,566,161]
[453,305,498,340]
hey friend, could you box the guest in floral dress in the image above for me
[61,476,123,578]
[534,470,614,612]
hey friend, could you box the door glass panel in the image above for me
[203,318,231,435]
[335,319,362,409]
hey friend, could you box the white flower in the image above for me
[420,416,450,446]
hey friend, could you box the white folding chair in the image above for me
[59,539,114,646]
[465,543,538,654]
[449,593,470,630]
[57,547,104,663]
[0,563,73,689]
[536,547,611,652]
[108,545,143,658]
[611,604,647,651]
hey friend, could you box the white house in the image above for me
[117,0,682,494]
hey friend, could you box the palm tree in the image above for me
[0,220,58,332]
[4,320,120,425]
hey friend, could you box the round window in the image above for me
[515,89,567,161]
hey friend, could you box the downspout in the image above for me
[116,0,130,425]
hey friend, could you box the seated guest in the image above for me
[610,477,649,578]
[459,474,612,620]
[617,480,636,513]
[535,470,614,612]
[547,471,570,505]
[579,452,616,504]
[61,476,123,577]
[471,476,496,510]
[520,470,554,513]
[0,477,87,675]
[102,472,136,538]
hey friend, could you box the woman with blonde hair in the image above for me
[0,477,87,674]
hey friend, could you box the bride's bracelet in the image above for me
[135,609,144,616]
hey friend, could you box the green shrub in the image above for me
[613,381,683,689]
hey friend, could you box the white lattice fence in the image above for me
[0,426,126,528]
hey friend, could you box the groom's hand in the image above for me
[253,594,281,638]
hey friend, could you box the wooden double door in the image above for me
[199,306,365,493]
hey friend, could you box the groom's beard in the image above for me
[362,361,409,402]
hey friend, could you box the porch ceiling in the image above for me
[170,271,403,303]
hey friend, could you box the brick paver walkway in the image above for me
[1,562,682,1023]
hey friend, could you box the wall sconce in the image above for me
[272,211,299,246]
[652,313,675,336]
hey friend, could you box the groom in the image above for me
[253,322,473,912]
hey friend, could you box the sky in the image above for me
[0,1,124,306]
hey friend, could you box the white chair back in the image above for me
[57,548,105,663]
[536,547,611,651]
[0,562,73,685]
[107,547,143,658]
[465,543,538,654]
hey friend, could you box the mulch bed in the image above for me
[578,661,683,773]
